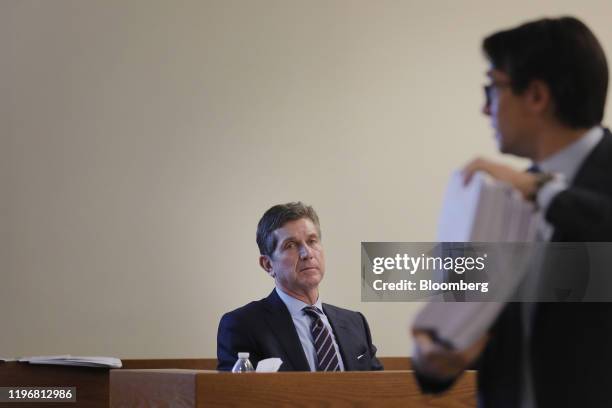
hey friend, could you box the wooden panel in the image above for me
[121,357,412,371]
[0,361,109,408]
[196,370,476,408]
[110,369,199,408]
[121,358,218,370]
[111,369,475,407]
[380,357,412,370]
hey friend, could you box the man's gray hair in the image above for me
[256,202,321,257]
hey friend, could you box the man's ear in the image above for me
[259,255,275,278]
[525,80,552,114]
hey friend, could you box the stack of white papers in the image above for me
[413,244,535,350]
[19,355,122,368]
[414,170,539,351]
[436,170,538,242]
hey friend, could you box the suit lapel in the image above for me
[262,290,310,371]
[551,129,612,241]
[323,304,355,370]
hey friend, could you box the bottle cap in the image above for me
[237,352,250,359]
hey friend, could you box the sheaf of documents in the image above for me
[18,355,122,368]
[436,170,537,242]
[415,170,538,350]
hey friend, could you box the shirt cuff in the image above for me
[536,173,567,212]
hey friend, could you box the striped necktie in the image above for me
[302,306,340,371]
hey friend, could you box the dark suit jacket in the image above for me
[418,129,612,407]
[217,289,383,371]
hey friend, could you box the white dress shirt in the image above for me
[275,287,345,371]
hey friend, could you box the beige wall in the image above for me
[2,0,611,358]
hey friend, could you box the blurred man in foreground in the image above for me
[413,16,612,407]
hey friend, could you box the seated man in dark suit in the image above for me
[217,202,383,371]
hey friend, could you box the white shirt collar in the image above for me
[275,286,323,317]
[536,126,603,183]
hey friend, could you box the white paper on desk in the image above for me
[256,358,283,372]
[1,357,16,362]
[19,355,122,368]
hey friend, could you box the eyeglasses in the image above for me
[483,80,511,106]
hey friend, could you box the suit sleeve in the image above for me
[217,311,262,371]
[358,312,384,371]
[547,187,612,241]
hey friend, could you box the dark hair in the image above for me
[256,202,321,257]
[483,16,608,128]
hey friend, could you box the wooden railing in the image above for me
[111,368,476,407]
[0,357,474,407]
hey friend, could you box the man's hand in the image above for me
[463,157,537,200]
[412,330,489,380]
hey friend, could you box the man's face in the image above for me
[483,68,536,158]
[262,218,325,296]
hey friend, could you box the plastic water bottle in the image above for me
[231,352,254,373]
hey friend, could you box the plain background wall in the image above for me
[2,0,612,359]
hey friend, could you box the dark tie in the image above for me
[302,306,340,371]
[527,164,541,173]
